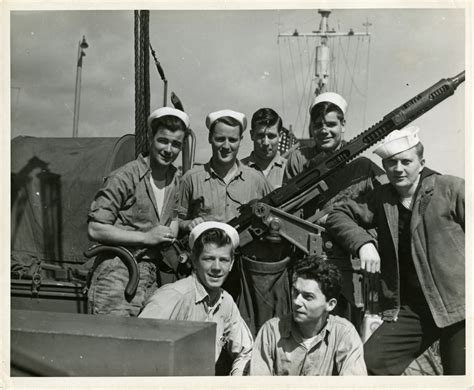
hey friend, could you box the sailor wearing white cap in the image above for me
[148,106,190,130]
[374,126,424,200]
[326,126,465,375]
[373,126,420,159]
[140,221,253,375]
[188,221,240,250]
[309,92,348,116]
[277,90,386,332]
[206,109,247,135]
[178,109,272,234]
[87,106,190,316]
[284,91,350,181]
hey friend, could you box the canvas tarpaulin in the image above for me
[11,135,135,268]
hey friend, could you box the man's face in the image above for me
[193,243,234,294]
[209,122,242,166]
[309,111,344,153]
[251,124,280,162]
[292,276,336,325]
[149,128,185,167]
[382,146,425,194]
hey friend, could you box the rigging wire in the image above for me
[305,37,312,68]
[297,38,306,89]
[341,37,367,98]
[363,36,372,129]
[295,43,315,137]
[278,37,286,120]
[277,12,286,120]
[288,39,301,101]
[347,37,362,105]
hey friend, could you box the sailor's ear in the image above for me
[326,297,337,313]
[420,157,426,170]
[249,129,255,141]
[341,119,346,132]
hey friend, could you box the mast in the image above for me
[279,9,370,138]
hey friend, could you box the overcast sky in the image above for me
[9,5,466,177]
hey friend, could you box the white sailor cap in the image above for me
[205,109,247,132]
[189,221,240,250]
[147,107,190,130]
[373,126,421,159]
[309,92,348,115]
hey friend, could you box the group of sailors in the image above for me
[86,92,465,376]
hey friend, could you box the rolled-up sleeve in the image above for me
[88,172,132,225]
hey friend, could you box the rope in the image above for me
[134,11,141,157]
[134,10,150,158]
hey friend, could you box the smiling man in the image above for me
[87,107,189,316]
[139,221,253,375]
[249,255,367,376]
[178,110,272,233]
[241,108,287,189]
[278,93,386,330]
[326,126,465,375]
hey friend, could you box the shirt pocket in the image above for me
[119,194,155,228]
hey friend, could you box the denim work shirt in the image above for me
[249,314,367,376]
[178,160,272,223]
[88,154,180,259]
[139,273,254,375]
[241,152,287,190]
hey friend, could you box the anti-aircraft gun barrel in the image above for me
[230,71,465,231]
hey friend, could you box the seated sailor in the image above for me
[249,255,367,376]
[139,221,253,375]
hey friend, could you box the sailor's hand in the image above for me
[143,225,176,246]
[186,217,205,232]
[358,242,381,273]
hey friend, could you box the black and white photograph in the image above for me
[5,1,471,387]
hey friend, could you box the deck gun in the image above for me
[230,71,465,256]
[84,71,465,304]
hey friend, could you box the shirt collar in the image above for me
[282,314,334,345]
[246,151,285,169]
[204,159,245,182]
[137,153,152,179]
[191,272,223,306]
[138,153,177,181]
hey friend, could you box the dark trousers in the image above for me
[364,304,465,375]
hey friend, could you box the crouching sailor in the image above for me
[140,221,253,375]
[249,255,367,376]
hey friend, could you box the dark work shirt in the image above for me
[398,203,425,305]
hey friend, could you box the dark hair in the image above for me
[210,116,243,136]
[310,102,345,123]
[149,115,187,138]
[414,142,424,160]
[251,108,282,133]
[292,255,342,300]
[191,228,234,260]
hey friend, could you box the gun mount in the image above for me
[231,71,465,233]
[226,71,465,333]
